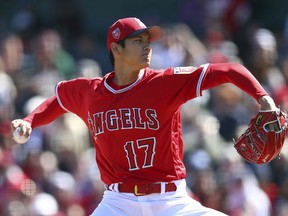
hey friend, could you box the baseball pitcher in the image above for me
[11,17,287,216]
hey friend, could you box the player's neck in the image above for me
[113,68,143,86]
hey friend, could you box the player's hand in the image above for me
[259,95,277,111]
[258,95,283,132]
[11,119,32,143]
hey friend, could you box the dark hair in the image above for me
[109,39,126,67]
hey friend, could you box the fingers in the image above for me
[11,119,21,130]
[10,119,32,138]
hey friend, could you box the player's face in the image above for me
[121,32,152,69]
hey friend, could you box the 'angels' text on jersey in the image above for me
[87,108,160,139]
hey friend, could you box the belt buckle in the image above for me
[134,185,146,196]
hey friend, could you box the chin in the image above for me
[139,59,149,67]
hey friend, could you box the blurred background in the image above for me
[0,0,288,215]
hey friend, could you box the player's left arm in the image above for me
[201,63,277,110]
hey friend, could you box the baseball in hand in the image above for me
[13,127,29,144]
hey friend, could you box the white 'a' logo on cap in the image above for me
[112,28,121,39]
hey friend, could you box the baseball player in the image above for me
[11,17,279,216]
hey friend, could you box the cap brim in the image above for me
[126,26,162,42]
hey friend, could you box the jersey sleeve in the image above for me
[158,62,268,109]
[159,64,210,107]
[55,78,91,115]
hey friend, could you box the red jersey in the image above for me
[30,63,267,185]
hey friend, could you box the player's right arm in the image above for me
[11,95,66,143]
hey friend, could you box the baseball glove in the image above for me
[234,109,288,164]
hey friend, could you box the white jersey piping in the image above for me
[55,81,71,113]
[196,63,210,97]
[104,69,145,94]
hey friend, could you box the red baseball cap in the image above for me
[107,17,162,51]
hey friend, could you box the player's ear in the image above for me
[111,43,120,54]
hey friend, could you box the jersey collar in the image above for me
[104,69,145,94]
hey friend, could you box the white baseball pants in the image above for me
[90,179,227,216]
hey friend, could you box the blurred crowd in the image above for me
[0,1,288,216]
